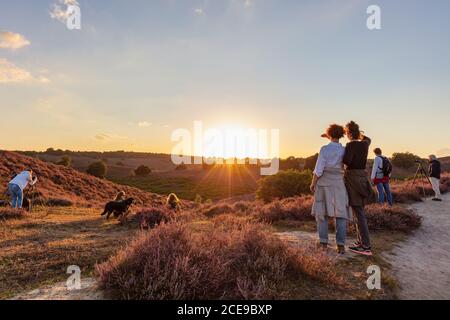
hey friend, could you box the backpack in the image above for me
[379,156,393,177]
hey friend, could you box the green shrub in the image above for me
[87,161,107,178]
[134,165,151,177]
[57,155,72,167]
[391,152,421,169]
[303,154,318,171]
[256,169,313,203]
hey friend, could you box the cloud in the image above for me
[0,59,50,84]
[138,121,152,127]
[0,31,30,50]
[50,0,79,23]
[194,8,204,15]
[95,133,128,141]
[95,134,109,141]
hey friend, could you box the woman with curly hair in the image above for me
[310,124,352,254]
[343,121,374,256]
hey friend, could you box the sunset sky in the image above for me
[1,0,450,158]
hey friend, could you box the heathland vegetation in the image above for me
[1,150,449,299]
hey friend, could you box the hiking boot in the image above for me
[336,245,345,255]
[432,198,442,202]
[349,246,373,256]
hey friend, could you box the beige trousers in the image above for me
[430,177,441,199]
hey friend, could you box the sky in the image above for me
[1,0,450,158]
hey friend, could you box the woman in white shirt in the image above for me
[310,124,352,254]
[8,170,37,209]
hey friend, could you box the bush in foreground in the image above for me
[96,221,344,300]
[365,204,422,233]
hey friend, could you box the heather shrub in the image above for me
[129,207,175,229]
[257,196,314,223]
[45,198,74,207]
[256,169,312,203]
[365,204,422,233]
[96,221,344,300]
[0,208,26,220]
[202,203,235,218]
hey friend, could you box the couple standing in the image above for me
[310,121,373,256]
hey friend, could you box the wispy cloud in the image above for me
[50,0,79,23]
[0,59,50,84]
[138,121,152,128]
[0,31,30,50]
[95,133,129,141]
[194,8,204,15]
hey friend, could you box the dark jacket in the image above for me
[343,136,374,206]
[429,160,441,179]
[343,136,371,170]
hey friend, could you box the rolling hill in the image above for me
[0,151,165,207]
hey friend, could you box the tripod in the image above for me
[411,161,432,196]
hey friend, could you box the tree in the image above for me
[391,152,421,169]
[57,155,72,167]
[303,153,319,171]
[256,169,313,203]
[87,161,107,178]
[135,165,152,177]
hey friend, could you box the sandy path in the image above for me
[384,193,450,299]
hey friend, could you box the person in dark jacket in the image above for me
[428,155,442,201]
[343,121,374,256]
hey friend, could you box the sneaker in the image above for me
[432,198,442,202]
[318,242,328,251]
[336,245,345,255]
[352,241,362,248]
[349,246,373,256]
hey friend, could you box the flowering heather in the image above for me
[96,220,344,300]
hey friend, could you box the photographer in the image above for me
[7,169,38,209]
[428,155,442,201]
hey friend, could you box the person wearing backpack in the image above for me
[371,148,393,206]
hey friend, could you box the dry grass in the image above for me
[0,206,139,299]
[0,208,26,220]
[96,219,346,300]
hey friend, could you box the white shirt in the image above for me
[371,156,384,180]
[9,171,37,190]
[313,142,345,177]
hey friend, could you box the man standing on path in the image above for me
[428,155,442,202]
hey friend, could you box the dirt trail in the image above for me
[384,193,450,299]
[11,278,104,300]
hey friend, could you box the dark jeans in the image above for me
[376,182,393,206]
[352,206,371,249]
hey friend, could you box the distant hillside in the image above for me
[0,151,165,207]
